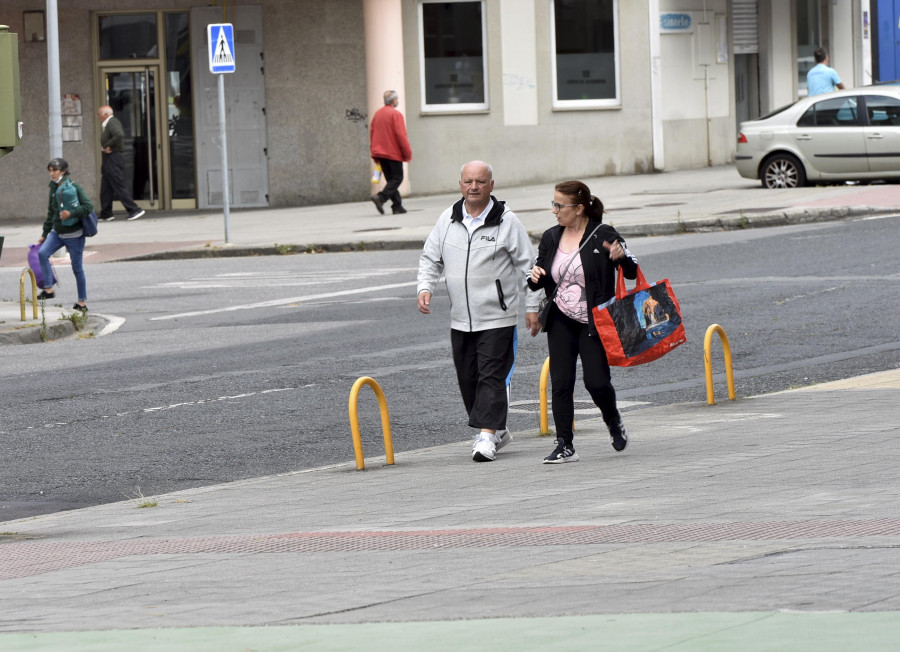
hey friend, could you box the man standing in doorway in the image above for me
[369,90,412,215]
[807,48,845,96]
[417,160,540,462]
[97,105,145,222]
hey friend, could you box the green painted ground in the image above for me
[1,612,898,651]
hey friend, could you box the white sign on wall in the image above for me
[660,13,694,33]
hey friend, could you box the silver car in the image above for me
[735,87,900,188]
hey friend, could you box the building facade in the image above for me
[0,0,877,220]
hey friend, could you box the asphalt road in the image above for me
[2,215,899,522]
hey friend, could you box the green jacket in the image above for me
[43,178,93,238]
[100,116,126,153]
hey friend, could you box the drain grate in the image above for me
[2,519,898,581]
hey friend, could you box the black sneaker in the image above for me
[72,303,87,313]
[392,206,407,214]
[98,215,115,222]
[608,418,628,452]
[543,441,579,464]
[127,209,146,221]
[370,195,385,215]
[37,291,55,300]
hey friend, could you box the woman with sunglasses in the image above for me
[528,180,638,463]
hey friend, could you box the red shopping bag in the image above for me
[592,265,686,366]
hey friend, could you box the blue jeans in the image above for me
[39,231,87,302]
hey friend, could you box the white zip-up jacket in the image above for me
[417,196,540,332]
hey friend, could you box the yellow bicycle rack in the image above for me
[703,323,736,405]
[348,376,395,471]
[539,356,552,435]
[19,267,38,321]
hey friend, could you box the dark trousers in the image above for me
[547,311,619,445]
[376,158,404,210]
[450,326,517,431]
[100,152,141,218]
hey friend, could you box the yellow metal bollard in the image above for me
[703,324,736,405]
[19,267,38,321]
[348,376,395,471]
[539,356,552,435]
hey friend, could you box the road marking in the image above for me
[508,399,650,415]
[27,387,306,430]
[149,268,416,289]
[95,313,125,337]
[150,280,419,321]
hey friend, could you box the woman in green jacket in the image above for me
[37,158,92,312]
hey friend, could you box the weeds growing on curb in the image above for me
[125,487,159,509]
[39,299,47,342]
[274,243,296,255]
[59,309,87,331]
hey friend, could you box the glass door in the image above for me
[101,67,163,209]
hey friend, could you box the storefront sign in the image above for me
[660,13,693,33]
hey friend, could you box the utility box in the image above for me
[0,25,23,158]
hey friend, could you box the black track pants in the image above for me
[450,326,517,431]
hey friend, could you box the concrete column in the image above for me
[363,0,409,195]
[830,0,855,86]
[759,0,795,110]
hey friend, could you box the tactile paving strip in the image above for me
[2,518,899,581]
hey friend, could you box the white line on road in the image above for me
[150,280,419,321]
[95,313,126,337]
[28,387,307,430]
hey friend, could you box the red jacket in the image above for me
[370,105,412,162]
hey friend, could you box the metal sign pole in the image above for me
[218,73,230,243]
[208,23,235,244]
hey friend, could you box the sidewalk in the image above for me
[1,368,899,650]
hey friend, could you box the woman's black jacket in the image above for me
[527,220,638,337]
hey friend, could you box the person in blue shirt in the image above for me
[807,48,845,96]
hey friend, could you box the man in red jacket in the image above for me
[370,90,412,215]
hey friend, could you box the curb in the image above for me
[612,205,893,237]
[0,313,108,346]
[115,206,896,262]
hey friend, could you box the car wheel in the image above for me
[761,154,806,189]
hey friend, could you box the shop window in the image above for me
[98,14,158,60]
[419,1,488,112]
[551,0,620,108]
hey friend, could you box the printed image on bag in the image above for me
[608,284,683,358]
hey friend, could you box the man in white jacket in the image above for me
[417,160,540,462]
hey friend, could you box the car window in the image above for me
[797,97,860,127]
[758,102,797,121]
[865,95,900,126]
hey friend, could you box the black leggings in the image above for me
[547,311,619,445]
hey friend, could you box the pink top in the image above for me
[551,246,587,323]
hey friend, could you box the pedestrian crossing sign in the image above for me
[208,24,236,74]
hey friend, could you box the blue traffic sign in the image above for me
[208,24,236,74]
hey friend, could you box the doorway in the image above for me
[100,67,162,210]
[94,10,196,212]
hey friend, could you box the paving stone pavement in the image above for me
[0,370,898,650]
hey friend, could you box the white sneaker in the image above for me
[472,432,497,462]
[495,429,512,452]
